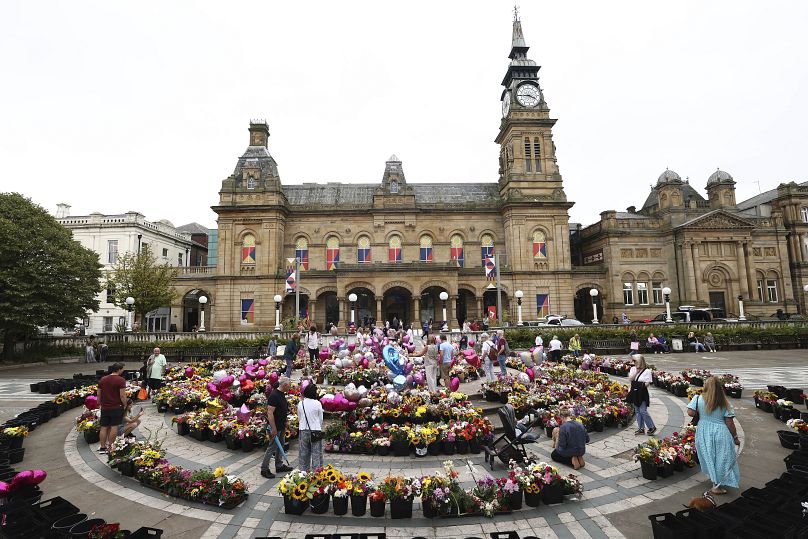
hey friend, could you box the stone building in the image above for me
[174,15,807,331]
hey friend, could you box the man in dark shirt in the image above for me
[551,408,589,470]
[261,376,294,478]
[98,362,127,454]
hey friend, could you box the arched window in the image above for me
[524,138,532,173]
[241,234,256,265]
[533,137,542,173]
[357,235,371,264]
[481,234,495,267]
[388,235,402,263]
[326,237,340,270]
[532,230,547,259]
[801,207,808,223]
[419,235,433,263]
[450,234,464,267]
[390,181,399,194]
[246,177,256,190]
[295,238,309,270]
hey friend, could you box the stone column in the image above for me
[336,296,344,327]
[448,295,457,328]
[477,297,484,321]
[736,242,749,299]
[376,298,383,325]
[691,242,704,302]
[744,242,756,300]
[413,296,421,326]
[682,241,695,302]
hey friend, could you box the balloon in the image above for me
[212,370,227,383]
[518,372,530,385]
[345,388,360,402]
[0,482,9,497]
[450,377,460,392]
[405,374,414,387]
[258,359,268,367]
[403,335,410,343]
[393,374,407,392]
[339,349,349,358]
[238,374,247,383]
[387,390,401,405]
[362,358,369,368]
[348,343,356,352]
[364,352,374,360]
[414,372,425,386]
[247,359,255,366]
[520,351,534,368]
[236,404,251,424]
[462,349,473,357]
[269,372,279,385]
[30,470,47,486]
[335,359,343,369]
[220,375,235,387]
[467,354,480,368]
[329,341,339,350]
[84,395,98,410]
[206,382,220,397]
[365,339,373,346]
[319,350,330,360]
[406,344,415,353]
[357,385,368,398]
[526,368,535,382]
[241,380,254,392]
[185,367,194,378]
[468,340,476,348]
[358,397,373,408]
[383,345,403,375]
[404,362,413,375]
[220,390,232,402]
[256,369,266,380]
[11,471,33,489]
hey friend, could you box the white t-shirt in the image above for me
[298,398,323,431]
[535,336,544,347]
[306,332,319,349]
[549,338,562,351]
[149,354,167,379]
[629,366,653,384]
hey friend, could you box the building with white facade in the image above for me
[56,205,193,335]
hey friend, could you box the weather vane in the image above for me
[513,4,520,22]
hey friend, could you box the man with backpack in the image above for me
[496,330,509,376]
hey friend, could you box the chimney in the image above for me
[56,203,71,218]
[626,206,636,213]
[248,120,269,148]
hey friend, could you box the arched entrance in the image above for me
[282,293,310,323]
[315,291,339,329]
[347,287,375,327]
[383,287,411,327]
[182,289,213,332]
[483,288,510,324]
[456,289,476,326]
[420,286,448,326]
[574,287,602,324]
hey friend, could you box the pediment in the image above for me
[677,210,755,230]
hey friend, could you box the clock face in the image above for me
[502,92,511,117]
[516,84,540,107]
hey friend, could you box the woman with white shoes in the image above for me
[628,355,657,436]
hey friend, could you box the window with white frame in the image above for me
[107,240,118,264]
[106,285,115,304]
[623,282,634,305]
[652,281,663,304]
[756,279,764,301]
[767,279,778,302]
[103,317,114,332]
[637,282,649,305]
[801,206,808,223]
[178,253,183,266]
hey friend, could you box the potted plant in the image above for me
[634,441,659,480]
[379,475,421,519]
[441,429,456,455]
[506,461,532,510]
[369,489,386,517]
[420,461,461,517]
[372,437,390,456]
[534,463,565,505]
[331,480,349,515]
[347,471,374,517]
[389,427,410,457]
[277,469,316,515]
[471,475,509,516]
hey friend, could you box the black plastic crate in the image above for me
[32,497,79,526]
[675,508,724,539]
[726,515,798,539]
[741,486,787,506]
[129,528,164,539]
[649,513,696,539]
[712,497,766,526]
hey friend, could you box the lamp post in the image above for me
[439,291,449,331]
[589,288,599,324]
[662,287,672,323]
[125,296,134,332]
[737,295,746,321]
[515,290,524,326]
[274,294,282,330]
[198,296,207,332]
[348,293,358,325]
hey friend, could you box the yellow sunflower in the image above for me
[292,482,309,500]
[357,471,372,483]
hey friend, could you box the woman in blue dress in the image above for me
[687,376,741,495]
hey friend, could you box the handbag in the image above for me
[690,395,700,426]
[626,369,647,405]
[301,401,323,442]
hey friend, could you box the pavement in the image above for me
[1,350,805,538]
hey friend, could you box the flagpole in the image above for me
[295,257,300,328]
[495,253,502,327]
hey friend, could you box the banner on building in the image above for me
[285,258,296,292]
[484,257,496,281]
[536,294,550,318]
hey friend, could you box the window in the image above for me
[802,207,808,223]
[103,317,114,333]
[141,242,149,253]
[178,253,183,266]
[241,298,255,324]
[532,230,547,259]
[388,235,402,263]
[536,293,550,318]
[247,177,256,190]
[162,248,168,258]
[107,240,118,264]
[106,285,115,304]
[533,138,542,173]
[295,238,309,270]
[450,234,464,267]
[481,234,495,267]
[637,282,649,305]
[241,234,256,264]
[326,237,340,270]
[757,279,764,301]
[623,282,634,305]
[357,235,371,264]
[419,235,433,262]
[390,180,399,194]
[652,281,663,304]
[767,279,778,302]
[524,138,532,173]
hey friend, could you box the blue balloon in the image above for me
[393,374,407,392]
[383,345,403,375]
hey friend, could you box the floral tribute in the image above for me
[633,425,697,469]
[787,418,808,434]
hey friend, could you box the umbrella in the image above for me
[273,435,290,468]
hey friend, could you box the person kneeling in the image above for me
[551,408,589,470]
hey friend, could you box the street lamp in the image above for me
[125,296,135,332]
[589,288,599,324]
[348,293,358,324]
[274,294,282,330]
[662,287,672,323]
[515,290,524,326]
[737,295,746,321]
[198,295,208,332]
[439,291,449,331]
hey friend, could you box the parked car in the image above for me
[522,316,584,327]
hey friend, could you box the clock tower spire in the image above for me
[496,11,565,201]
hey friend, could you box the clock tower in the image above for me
[495,11,565,201]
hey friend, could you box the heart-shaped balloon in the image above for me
[10,470,33,490]
[319,350,329,360]
[206,382,220,397]
[185,367,194,378]
[383,345,403,375]
[84,395,98,410]
[256,369,266,380]
[387,390,401,405]
[365,338,373,346]
[468,340,476,347]
[450,377,460,392]
[220,390,232,402]
[247,359,255,366]
[468,354,480,368]
[258,359,268,366]
[403,335,410,343]
[348,343,356,352]
[414,372,425,386]
[518,372,530,385]
[362,358,369,368]
[30,470,47,486]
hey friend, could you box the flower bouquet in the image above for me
[420,461,461,517]
[471,474,510,516]
[346,471,375,516]
[379,475,421,518]
[754,390,778,413]
[277,469,318,514]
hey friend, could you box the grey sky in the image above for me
[1,1,806,229]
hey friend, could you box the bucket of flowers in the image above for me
[505,461,533,509]
[372,437,391,456]
[309,465,341,514]
[330,475,350,516]
[389,426,411,457]
[776,399,800,422]
[88,523,129,539]
[369,488,386,517]
[670,380,690,398]
[420,461,461,517]
[74,409,100,444]
[346,471,374,516]
[277,469,317,515]
[531,462,565,505]
[633,440,660,480]
[471,474,511,516]
[753,390,777,413]
[379,475,421,519]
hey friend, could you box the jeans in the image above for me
[497,354,507,376]
[689,343,706,352]
[261,429,287,472]
[284,357,293,377]
[298,430,323,472]
[483,357,495,382]
[636,402,656,430]
[308,348,318,365]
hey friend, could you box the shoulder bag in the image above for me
[626,368,647,405]
[690,395,700,426]
[301,400,323,441]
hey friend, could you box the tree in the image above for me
[0,193,102,360]
[106,250,178,324]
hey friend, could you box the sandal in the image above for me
[710,487,727,495]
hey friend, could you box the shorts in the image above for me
[100,408,124,427]
[147,378,163,391]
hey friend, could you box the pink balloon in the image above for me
[347,343,356,352]
[185,367,194,378]
[365,339,373,346]
[406,344,415,353]
[220,390,232,402]
[30,470,47,486]
[256,369,266,380]
[84,395,98,410]
[468,340,476,347]
[11,470,33,490]
[221,375,235,387]
[236,404,251,424]
[468,355,480,368]
[403,335,410,343]
[329,341,339,350]
[526,368,535,382]
[319,350,329,360]
[0,481,9,497]
[405,375,414,387]
[269,372,279,385]
[206,382,220,397]
[238,374,247,383]
[301,379,310,392]
[450,377,460,392]
[404,362,413,375]
[414,372,424,385]
[362,358,369,368]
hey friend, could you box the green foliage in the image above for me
[106,250,178,319]
[0,193,102,358]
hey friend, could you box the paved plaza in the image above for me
[3,349,805,538]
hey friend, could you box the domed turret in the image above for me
[706,168,736,208]
[657,168,682,185]
[707,169,734,186]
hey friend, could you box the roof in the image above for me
[707,169,734,185]
[615,212,651,219]
[177,222,210,234]
[281,182,501,208]
[736,180,808,211]
[641,182,706,210]
[657,169,682,185]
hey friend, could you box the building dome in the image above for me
[707,169,734,185]
[656,168,682,185]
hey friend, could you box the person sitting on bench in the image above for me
[551,407,589,470]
